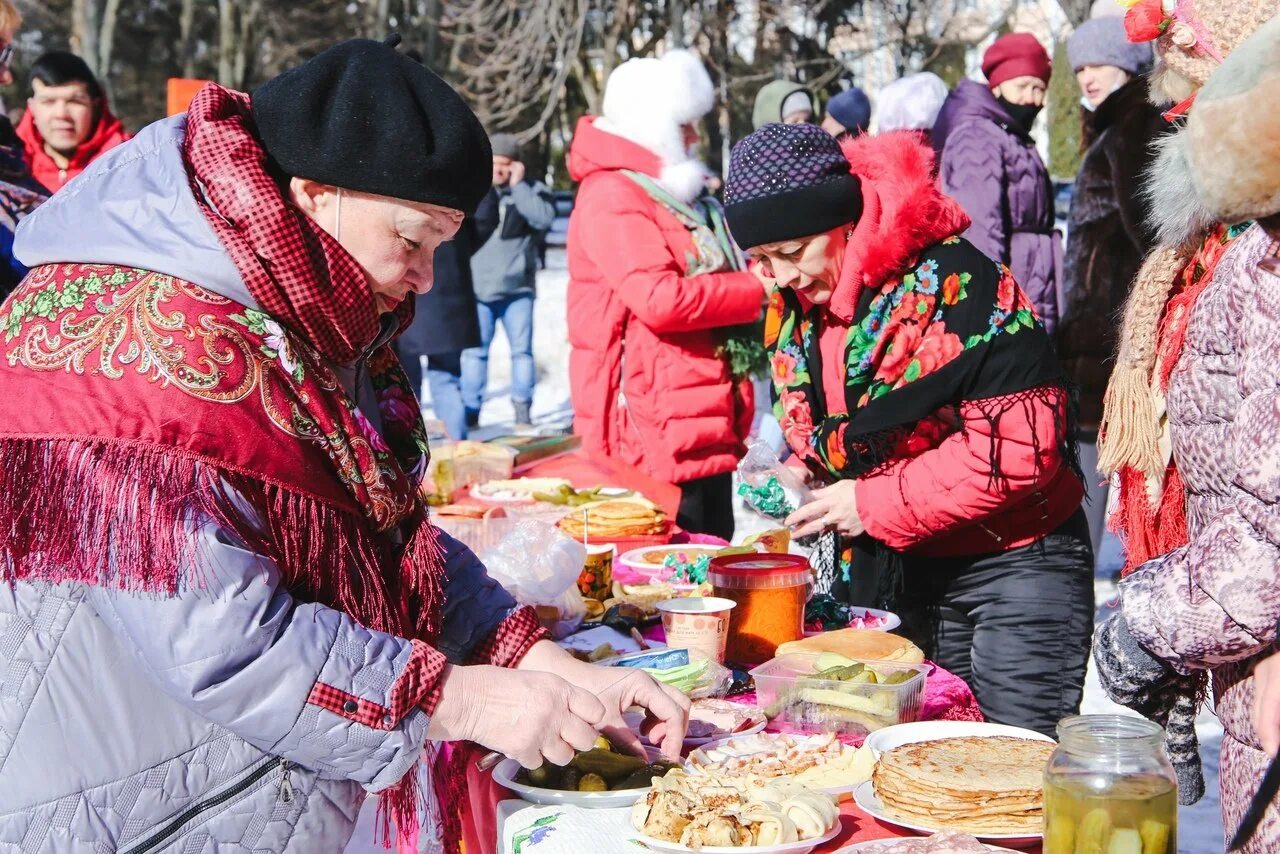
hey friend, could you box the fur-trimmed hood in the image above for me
[591,49,714,202]
[829,131,971,320]
[1143,125,1216,248]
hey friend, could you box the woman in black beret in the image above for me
[0,37,687,853]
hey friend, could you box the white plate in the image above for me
[837,841,1019,852]
[492,756,658,809]
[688,733,865,797]
[804,607,901,635]
[635,822,841,853]
[622,705,768,748]
[862,721,1053,758]
[852,782,1041,848]
[618,545,724,580]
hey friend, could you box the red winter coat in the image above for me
[810,132,1082,556]
[16,101,131,192]
[566,117,763,485]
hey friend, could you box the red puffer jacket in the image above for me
[566,117,763,484]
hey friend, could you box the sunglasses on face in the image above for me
[0,43,14,68]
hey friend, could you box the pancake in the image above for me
[871,736,1053,836]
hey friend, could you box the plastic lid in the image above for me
[708,553,813,589]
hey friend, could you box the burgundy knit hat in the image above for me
[982,33,1052,87]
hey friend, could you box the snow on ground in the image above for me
[347,248,1229,853]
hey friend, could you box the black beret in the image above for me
[250,37,492,215]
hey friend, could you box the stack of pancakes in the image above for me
[557,499,668,539]
[872,736,1054,836]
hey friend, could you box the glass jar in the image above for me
[1043,715,1177,854]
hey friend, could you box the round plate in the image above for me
[862,721,1053,757]
[492,757,654,809]
[687,733,865,798]
[837,845,1017,853]
[618,545,724,580]
[622,705,768,749]
[635,821,841,854]
[853,782,1041,848]
[804,607,901,636]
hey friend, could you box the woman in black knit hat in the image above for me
[724,122,1092,735]
[0,36,687,853]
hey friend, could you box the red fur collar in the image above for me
[830,131,971,321]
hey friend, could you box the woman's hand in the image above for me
[426,664,606,769]
[785,479,865,540]
[518,640,691,759]
[1254,650,1280,756]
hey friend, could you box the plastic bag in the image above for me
[736,438,813,522]
[481,521,586,638]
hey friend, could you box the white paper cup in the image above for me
[656,597,737,663]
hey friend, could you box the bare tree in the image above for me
[70,0,123,88]
[441,0,591,140]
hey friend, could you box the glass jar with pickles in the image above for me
[1044,715,1177,854]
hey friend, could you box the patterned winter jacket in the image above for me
[0,116,531,853]
[1119,226,1280,829]
[933,79,1062,334]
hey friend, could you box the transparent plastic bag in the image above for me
[481,521,586,637]
[736,438,813,522]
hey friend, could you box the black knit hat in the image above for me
[724,122,862,249]
[251,36,492,215]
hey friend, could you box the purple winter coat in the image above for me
[933,79,1063,333]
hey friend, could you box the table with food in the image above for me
[423,447,1179,854]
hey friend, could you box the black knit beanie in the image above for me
[251,36,492,216]
[723,122,862,250]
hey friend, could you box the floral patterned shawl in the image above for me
[768,236,1066,484]
[0,84,450,847]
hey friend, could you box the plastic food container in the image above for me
[749,652,928,738]
[709,553,811,664]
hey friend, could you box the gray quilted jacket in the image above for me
[0,116,521,852]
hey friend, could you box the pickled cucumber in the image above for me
[578,773,608,792]
[560,767,582,791]
[1043,815,1076,853]
[1074,808,1112,854]
[1139,820,1171,854]
[1106,828,1142,854]
[527,765,555,788]
[570,748,645,781]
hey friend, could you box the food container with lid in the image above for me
[1043,714,1177,853]
[708,553,811,664]
[749,652,928,739]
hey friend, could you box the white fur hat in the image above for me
[599,49,715,201]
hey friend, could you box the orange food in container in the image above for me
[708,553,812,665]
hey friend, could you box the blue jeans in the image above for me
[425,352,468,440]
[461,294,536,414]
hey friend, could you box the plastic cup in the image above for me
[656,597,737,663]
[578,543,614,601]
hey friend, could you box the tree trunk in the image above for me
[422,0,443,67]
[71,0,101,80]
[217,0,236,87]
[365,0,391,40]
[233,0,261,89]
[180,0,199,78]
[669,0,685,47]
[98,0,123,88]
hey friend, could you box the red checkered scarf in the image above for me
[182,83,413,364]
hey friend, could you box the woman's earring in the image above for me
[846,226,855,240]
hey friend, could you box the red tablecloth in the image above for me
[456,747,1041,853]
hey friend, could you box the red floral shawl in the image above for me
[0,84,448,846]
